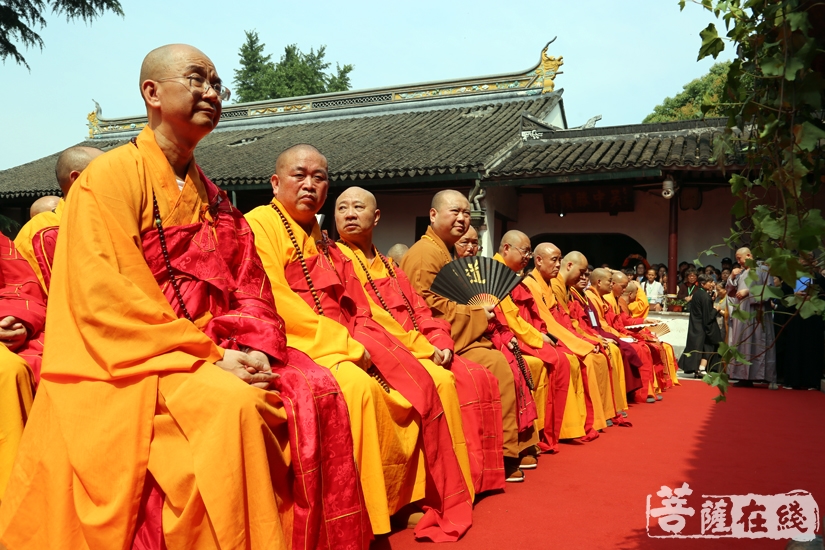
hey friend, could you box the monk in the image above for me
[0,45,371,550]
[551,253,624,430]
[524,243,625,439]
[28,196,60,218]
[0,234,46,501]
[15,146,104,293]
[247,146,472,541]
[402,190,537,482]
[619,280,680,387]
[335,186,504,496]
[587,269,660,403]
[386,243,409,265]
[455,225,481,258]
[492,231,572,453]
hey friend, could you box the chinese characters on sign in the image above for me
[646,484,819,541]
[543,186,634,215]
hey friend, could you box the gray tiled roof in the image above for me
[0,94,560,198]
[488,118,731,180]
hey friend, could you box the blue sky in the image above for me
[0,0,732,171]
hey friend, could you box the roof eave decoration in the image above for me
[87,40,564,139]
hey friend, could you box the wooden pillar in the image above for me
[667,194,678,295]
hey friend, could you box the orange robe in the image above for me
[247,201,472,541]
[620,291,680,387]
[0,127,368,550]
[491,254,571,452]
[588,289,660,401]
[338,242,504,495]
[0,234,46,500]
[13,200,63,294]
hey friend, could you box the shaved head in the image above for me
[30,196,60,218]
[736,247,752,257]
[336,186,376,210]
[140,43,209,88]
[612,271,628,285]
[276,144,326,176]
[499,230,531,272]
[335,185,380,249]
[560,251,589,287]
[499,230,529,250]
[431,189,467,211]
[387,243,409,264]
[534,242,562,281]
[55,146,104,194]
[590,267,610,284]
[429,189,471,246]
[626,281,639,294]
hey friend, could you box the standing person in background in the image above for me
[634,263,646,283]
[679,274,722,377]
[657,265,668,283]
[777,267,825,390]
[725,247,777,388]
[677,269,699,303]
[641,269,664,312]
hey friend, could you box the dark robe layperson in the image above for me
[678,274,723,377]
[0,44,370,550]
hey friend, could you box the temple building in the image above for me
[0,42,743,275]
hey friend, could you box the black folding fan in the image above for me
[430,256,523,307]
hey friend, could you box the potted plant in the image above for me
[667,298,687,312]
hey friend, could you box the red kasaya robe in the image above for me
[31,226,58,293]
[486,315,538,433]
[363,259,505,494]
[509,283,572,451]
[139,169,371,550]
[606,299,670,392]
[283,233,472,542]
[0,234,46,381]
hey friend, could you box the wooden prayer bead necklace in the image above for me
[272,204,391,393]
[153,194,194,322]
[340,241,420,333]
[271,203,325,316]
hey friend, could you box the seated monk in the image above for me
[552,253,627,432]
[586,269,659,404]
[608,273,677,391]
[28,196,60,219]
[492,231,573,453]
[0,45,370,550]
[386,243,409,266]
[246,147,472,541]
[402,191,538,482]
[0,234,46,501]
[335,186,504,496]
[620,280,680,387]
[14,146,104,294]
[524,243,625,440]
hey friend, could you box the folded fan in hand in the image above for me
[430,256,523,307]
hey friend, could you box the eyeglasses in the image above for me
[456,241,482,252]
[511,245,532,259]
[157,74,231,102]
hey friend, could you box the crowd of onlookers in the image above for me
[621,254,824,390]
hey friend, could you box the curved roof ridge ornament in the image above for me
[538,37,563,94]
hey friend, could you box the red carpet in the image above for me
[374,380,825,549]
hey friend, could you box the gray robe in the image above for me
[725,262,777,381]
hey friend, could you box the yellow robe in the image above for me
[600,291,659,397]
[13,200,63,294]
[0,347,34,500]
[338,242,473,500]
[0,127,292,549]
[549,277,612,430]
[247,200,425,535]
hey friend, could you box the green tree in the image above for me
[232,32,353,103]
[233,30,274,103]
[682,0,825,401]
[643,62,732,122]
[1,0,123,69]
